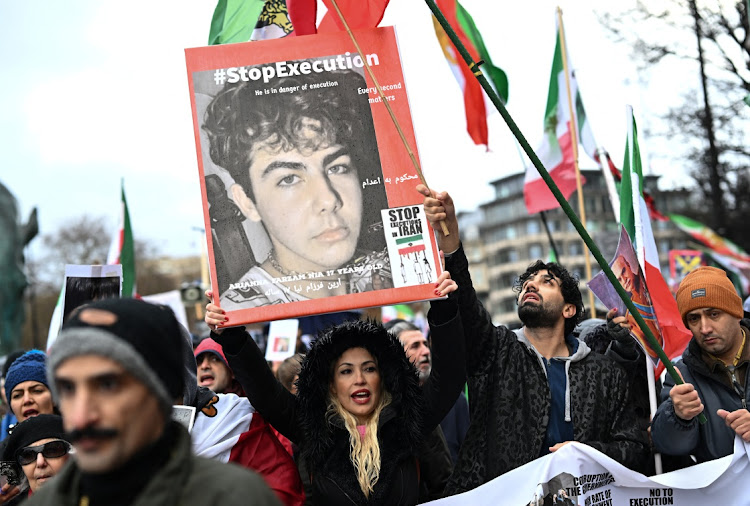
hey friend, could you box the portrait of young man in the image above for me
[196,56,393,309]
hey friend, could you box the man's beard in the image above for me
[518,299,562,329]
[417,361,432,384]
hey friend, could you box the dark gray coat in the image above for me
[651,324,750,462]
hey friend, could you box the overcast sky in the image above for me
[0,0,698,262]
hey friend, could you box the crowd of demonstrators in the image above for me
[3,203,749,505]
[204,271,465,504]
[418,185,650,495]
[25,298,279,506]
[651,266,750,464]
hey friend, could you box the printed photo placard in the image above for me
[186,27,442,324]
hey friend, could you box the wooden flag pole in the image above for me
[556,7,596,318]
[423,0,705,423]
[327,0,449,236]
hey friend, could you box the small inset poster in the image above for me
[382,205,437,288]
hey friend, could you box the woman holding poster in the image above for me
[203,271,465,505]
[201,58,393,309]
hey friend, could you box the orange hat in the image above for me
[675,266,743,324]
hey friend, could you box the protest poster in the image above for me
[424,438,750,506]
[265,319,299,362]
[142,289,189,329]
[587,227,663,365]
[62,264,122,326]
[185,27,442,324]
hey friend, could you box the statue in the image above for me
[0,181,38,353]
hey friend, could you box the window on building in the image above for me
[526,220,541,235]
[569,241,583,256]
[529,244,543,259]
[506,225,517,240]
[502,298,517,313]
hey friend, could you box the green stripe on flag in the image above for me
[455,1,508,104]
[619,113,644,240]
[209,0,266,45]
[396,234,424,245]
[120,184,136,298]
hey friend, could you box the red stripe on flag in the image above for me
[524,128,580,214]
[229,414,305,506]
[644,261,692,376]
[398,245,426,255]
[318,0,390,32]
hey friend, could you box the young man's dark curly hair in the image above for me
[513,260,585,337]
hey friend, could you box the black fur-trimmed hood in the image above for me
[296,319,424,467]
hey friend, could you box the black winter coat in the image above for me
[444,245,650,495]
[220,298,465,505]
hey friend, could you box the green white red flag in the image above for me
[397,234,426,256]
[620,107,691,375]
[433,0,508,146]
[107,181,136,298]
[524,24,596,214]
[668,214,750,263]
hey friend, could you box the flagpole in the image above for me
[645,356,664,474]
[327,0,449,236]
[423,0,706,424]
[556,7,596,318]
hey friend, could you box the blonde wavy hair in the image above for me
[326,388,392,497]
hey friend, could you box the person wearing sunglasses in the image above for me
[3,414,71,498]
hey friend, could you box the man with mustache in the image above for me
[651,266,750,464]
[418,185,649,495]
[27,298,280,506]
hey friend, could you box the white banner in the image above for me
[425,438,749,505]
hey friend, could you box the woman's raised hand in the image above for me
[204,290,228,334]
[434,270,457,298]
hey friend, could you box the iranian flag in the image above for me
[107,181,136,298]
[524,25,597,215]
[208,0,267,44]
[433,0,508,146]
[669,214,750,263]
[397,234,426,255]
[621,107,691,375]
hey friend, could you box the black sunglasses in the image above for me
[16,440,71,466]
